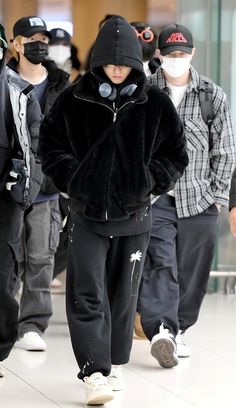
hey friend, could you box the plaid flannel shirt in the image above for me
[148,66,236,218]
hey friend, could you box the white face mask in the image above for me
[48,45,71,65]
[0,48,4,60]
[161,56,192,78]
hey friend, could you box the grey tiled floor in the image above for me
[1,291,236,407]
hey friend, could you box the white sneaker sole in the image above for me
[176,350,191,358]
[151,338,179,368]
[86,389,114,405]
[15,342,47,352]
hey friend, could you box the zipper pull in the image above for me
[113,102,117,122]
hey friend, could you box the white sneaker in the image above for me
[0,364,4,378]
[15,332,47,351]
[107,365,124,391]
[175,330,191,358]
[151,323,179,368]
[84,372,114,405]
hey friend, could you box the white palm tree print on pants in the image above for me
[130,250,142,290]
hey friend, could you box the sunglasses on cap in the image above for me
[135,28,154,43]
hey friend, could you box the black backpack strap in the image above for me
[22,84,34,96]
[198,75,214,131]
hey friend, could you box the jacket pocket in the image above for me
[6,158,27,206]
[184,118,210,175]
[184,118,209,151]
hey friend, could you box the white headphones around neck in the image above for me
[98,83,137,101]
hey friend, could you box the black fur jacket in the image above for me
[38,71,189,221]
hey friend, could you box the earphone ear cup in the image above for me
[107,87,117,101]
[120,84,137,96]
[99,82,113,98]
[98,83,117,101]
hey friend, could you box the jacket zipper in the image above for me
[105,102,118,220]
[113,102,117,123]
[74,94,134,117]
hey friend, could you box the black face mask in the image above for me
[23,41,48,64]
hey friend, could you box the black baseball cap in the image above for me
[158,24,193,56]
[49,28,71,45]
[12,16,52,39]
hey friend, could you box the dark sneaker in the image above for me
[151,323,179,368]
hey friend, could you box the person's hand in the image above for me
[215,203,221,212]
[229,207,236,237]
[6,170,19,190]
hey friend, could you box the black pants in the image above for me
[53,195,69,278]
[138,195,218,340]
[0,197,23,361]
[66,215,150,379]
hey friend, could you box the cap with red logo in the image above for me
[158,24,193,56]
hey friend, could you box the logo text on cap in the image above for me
[166,32,187,44]
[56,29,66,38]
[29,17,44,27]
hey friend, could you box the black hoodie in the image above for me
[90,16,143,73]
[39,16,189,222]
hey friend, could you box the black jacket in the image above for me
[0,24,42,207]
[7,57,69,195]
[38,16,189,221]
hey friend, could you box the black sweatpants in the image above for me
[66,217,150,379]
[0,197,23,361]
[138,194,218,340]
[53,195,69,278]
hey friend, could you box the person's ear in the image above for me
[12,38,22,53]
[191,47,196,57]
[156,49,163,63]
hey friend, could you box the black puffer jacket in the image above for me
[7,57,69,195]
[38,16,189,221]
